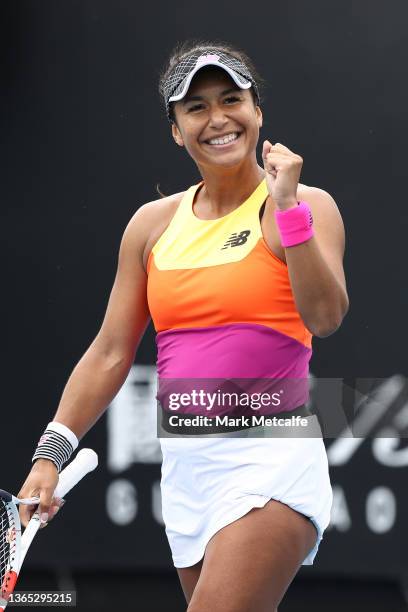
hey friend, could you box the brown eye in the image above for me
[224,96,240,104]
[188,104,204,112]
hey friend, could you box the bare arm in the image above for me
[52,205,152,439]
[285,187,349,337]
[18,202,155,524]
[261,142,349,338]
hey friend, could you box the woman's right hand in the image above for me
[17,459,63,528]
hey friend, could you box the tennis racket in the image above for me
[0,448,98,610]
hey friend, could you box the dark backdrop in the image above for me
[1,0,407,590]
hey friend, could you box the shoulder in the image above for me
[127,190,186,232]
[297,183,346,249]
[119,189,188,272]
[297,184,344,223]
[121,190,186,247]
[298,184,342,214]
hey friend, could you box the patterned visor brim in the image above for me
[163,51,259,121]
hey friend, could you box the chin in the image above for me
[203,150,249,169]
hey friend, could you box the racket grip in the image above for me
[54,449,98,499]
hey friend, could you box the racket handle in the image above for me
[54,449,98,499]
[19,449,98,569]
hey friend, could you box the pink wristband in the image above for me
[274,201,314,247]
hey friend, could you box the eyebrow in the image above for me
[182,87,241,105]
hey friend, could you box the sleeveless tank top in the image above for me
[146,178,313,414]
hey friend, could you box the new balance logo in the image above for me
[221,230,251,249]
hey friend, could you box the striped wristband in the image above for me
[32,422,79,473]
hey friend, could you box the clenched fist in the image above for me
[262,141,303,210]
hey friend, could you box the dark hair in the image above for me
[158,39,265,124]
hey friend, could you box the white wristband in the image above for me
[46,422,79,450]
[32,421,79,473]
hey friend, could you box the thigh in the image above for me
[187,499,317,612]
[177,559,203,604]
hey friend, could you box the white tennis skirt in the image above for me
[159,420,333,568]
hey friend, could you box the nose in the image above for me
[208,104,228,129]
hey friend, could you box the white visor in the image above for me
[168,59,252,103]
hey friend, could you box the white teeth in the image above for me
[208,133,238,145]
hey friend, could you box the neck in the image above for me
[196,157,265,215]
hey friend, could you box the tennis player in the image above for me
[18,41,349,611]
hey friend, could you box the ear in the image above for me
[256,105,263,129]
[172,122,184,147]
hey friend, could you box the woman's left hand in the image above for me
[262,141,304,210]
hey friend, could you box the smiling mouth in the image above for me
[203,132,242,147]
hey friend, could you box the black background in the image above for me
[2,1,408,609]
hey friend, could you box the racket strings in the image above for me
[0,501,17,597]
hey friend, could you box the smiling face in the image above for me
[171,67,263,170]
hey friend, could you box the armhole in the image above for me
[257,198,288,268]
[259,201,266,222]
[145,185,197,273]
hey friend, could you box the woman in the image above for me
[18,41,349,611]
